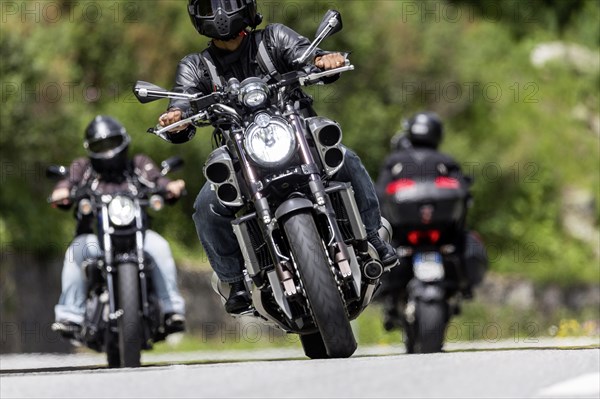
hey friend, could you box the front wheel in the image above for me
[117,262,142,367]
[299,332,329,359]
[413,300,448,353]
[283,212,357,358]
[105,330,120,368]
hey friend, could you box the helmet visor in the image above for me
[194,0,246,16]
[88,135,124,155]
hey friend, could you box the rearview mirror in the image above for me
[46,165,69,180]
[295,10,343,65]
[133,81,168,104]
[315,10,343,41]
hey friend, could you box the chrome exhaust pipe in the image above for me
[363,259,384,281]
[360,260,383,309]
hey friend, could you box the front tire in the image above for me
[283,212,357,358]
[117,262,142,367]
[414,300,447,353]
[299,332,329,359]
[105,329,120,368]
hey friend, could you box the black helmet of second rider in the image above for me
[84,115,131,177]
[404,111,444,150]
[187,0,263,40]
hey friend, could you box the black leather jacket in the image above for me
[165,23,333,144]
[55,155,172,235]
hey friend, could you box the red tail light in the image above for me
[435,176,460,189]
[428,230,440,243]
[407,229,441,245]
[408,231,420,245]
[386,179,416,195]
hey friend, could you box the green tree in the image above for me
[1,0,598,284]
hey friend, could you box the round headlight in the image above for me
[78,199,93,216]
[245,114,296,167]
[239,79,269,108]
[107,196,135,226]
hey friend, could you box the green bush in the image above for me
[1,0,598,284]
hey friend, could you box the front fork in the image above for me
[101,204,151,333]
[286,107,353,279]
[230,108,357,300]
[231,129,297,297]
[100,206,119,331]
[134,204,151,321]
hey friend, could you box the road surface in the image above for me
[1,337,598,398]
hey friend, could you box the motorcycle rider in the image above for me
[157,0,398,313]
[50,115,187,337]
[375,111,488,328]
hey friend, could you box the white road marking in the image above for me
[536,372,600,398]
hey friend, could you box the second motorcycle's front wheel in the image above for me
[283,212,357,359]
[117,262,142,367]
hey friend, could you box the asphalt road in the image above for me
[1,338,599,398]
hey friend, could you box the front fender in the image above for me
[274,198,314,220]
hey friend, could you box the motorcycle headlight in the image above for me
[245,114,296,167]
[107,196,135,226]
[78,199,93,216]
[239,79,269,108]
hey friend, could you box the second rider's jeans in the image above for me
[55,230,186,324]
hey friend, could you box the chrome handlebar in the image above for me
[147,64,354,137]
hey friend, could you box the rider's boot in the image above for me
[225,280,251,314]
[51,321,82,340]
[164,313,186,334]
[367,231,398,268]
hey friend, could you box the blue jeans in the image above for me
[192,147,381,283]
[55,230,186,324]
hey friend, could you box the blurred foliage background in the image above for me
[1,0,599,289]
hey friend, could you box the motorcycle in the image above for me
[132,10,391,359]
[381,173,474,353]
[47,156,184,367]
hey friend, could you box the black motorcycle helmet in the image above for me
[404,111,444,149]
[83,115,130,176]
[187,0,262,40]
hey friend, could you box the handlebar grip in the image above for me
[48,197,73,210]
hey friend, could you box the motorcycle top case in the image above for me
[382,179,468,228]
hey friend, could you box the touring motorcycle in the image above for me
[133,11,391,358]
[47,156,184,367]
[381,172,476,353]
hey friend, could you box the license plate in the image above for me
[413,252,444,282]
